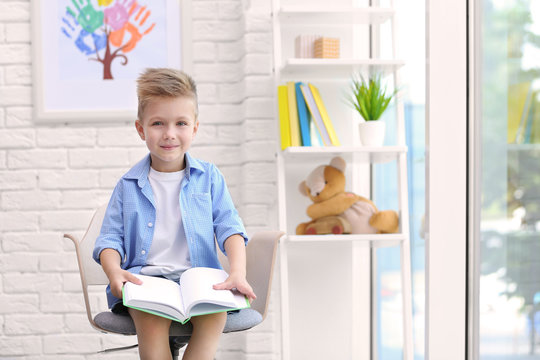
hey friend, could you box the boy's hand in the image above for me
[213,272,257,303]
[99,248,142,299]
[108,269,143,299]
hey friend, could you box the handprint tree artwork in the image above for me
[33,0,185,122]
[61,0,156,80]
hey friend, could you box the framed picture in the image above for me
[31,0,192,123]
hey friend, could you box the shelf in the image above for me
[506,143,540,151]
[281,145,407,163]
[279,58,405,79]
[282,233,405,248]
[278,6,394,25]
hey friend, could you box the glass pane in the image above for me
[479,1,540,358]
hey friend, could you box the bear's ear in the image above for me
[329,156,346,172]
[298,181,309,196]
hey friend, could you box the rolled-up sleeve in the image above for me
[210,165,248,254]
[93,181,126,264]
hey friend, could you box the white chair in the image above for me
[65,204,282,358]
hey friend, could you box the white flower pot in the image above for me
[359,121,386,146]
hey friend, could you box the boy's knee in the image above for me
[191,312,227,332]
[129,308,171,332]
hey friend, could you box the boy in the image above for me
[93,68,255,360]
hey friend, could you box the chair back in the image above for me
[64,204,109,331]
[217,231,282,319]
[244,231,282,318]
[77,204,110,286]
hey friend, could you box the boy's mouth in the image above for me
[160,145,179,150]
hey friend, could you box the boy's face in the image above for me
[135,96,199,172]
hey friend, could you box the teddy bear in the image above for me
[296,156,399,235]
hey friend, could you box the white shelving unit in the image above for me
[280,59,405,79]
[273,0,413,359]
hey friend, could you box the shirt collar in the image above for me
[123,152,205,187]
[184,152,205,179]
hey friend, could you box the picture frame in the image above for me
[31,0,192,123]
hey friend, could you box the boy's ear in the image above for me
[192,120,200,136]
[135,120,145,140]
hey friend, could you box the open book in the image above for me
[122,267,250,324]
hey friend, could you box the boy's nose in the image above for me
[164,126,176,139]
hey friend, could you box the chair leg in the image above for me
[169,336,190,359]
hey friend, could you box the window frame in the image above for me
[425,0,470,359]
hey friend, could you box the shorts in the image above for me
[111,299,129,315]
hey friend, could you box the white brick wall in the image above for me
[0,0,279,358]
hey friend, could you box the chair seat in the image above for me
[94,308,263,336]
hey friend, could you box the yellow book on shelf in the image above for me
[287,81,302,146]
[308,83,341,146]
[507,82,532,144]
[277,85,291,150]
[530,92,540,144]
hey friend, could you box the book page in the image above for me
[180,267,249,316]
[123,274,186,321]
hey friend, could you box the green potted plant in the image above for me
[348,73,397,146]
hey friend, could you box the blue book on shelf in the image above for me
[295,82,312,146]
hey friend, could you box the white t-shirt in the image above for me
[140,167,191,281]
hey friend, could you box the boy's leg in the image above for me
[128,307,173,360]
[183,312,227,360]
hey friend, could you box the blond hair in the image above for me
[136,68,198,120]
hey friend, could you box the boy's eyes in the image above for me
[150,121,188,126]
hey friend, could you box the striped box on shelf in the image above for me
[314,37,340,58]
[295,34,321,58]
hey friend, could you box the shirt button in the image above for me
[148,222,153,227]
[141,250,146,255]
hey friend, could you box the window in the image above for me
[476,1,540,358]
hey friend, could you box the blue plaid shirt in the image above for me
[93,152,248,308]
